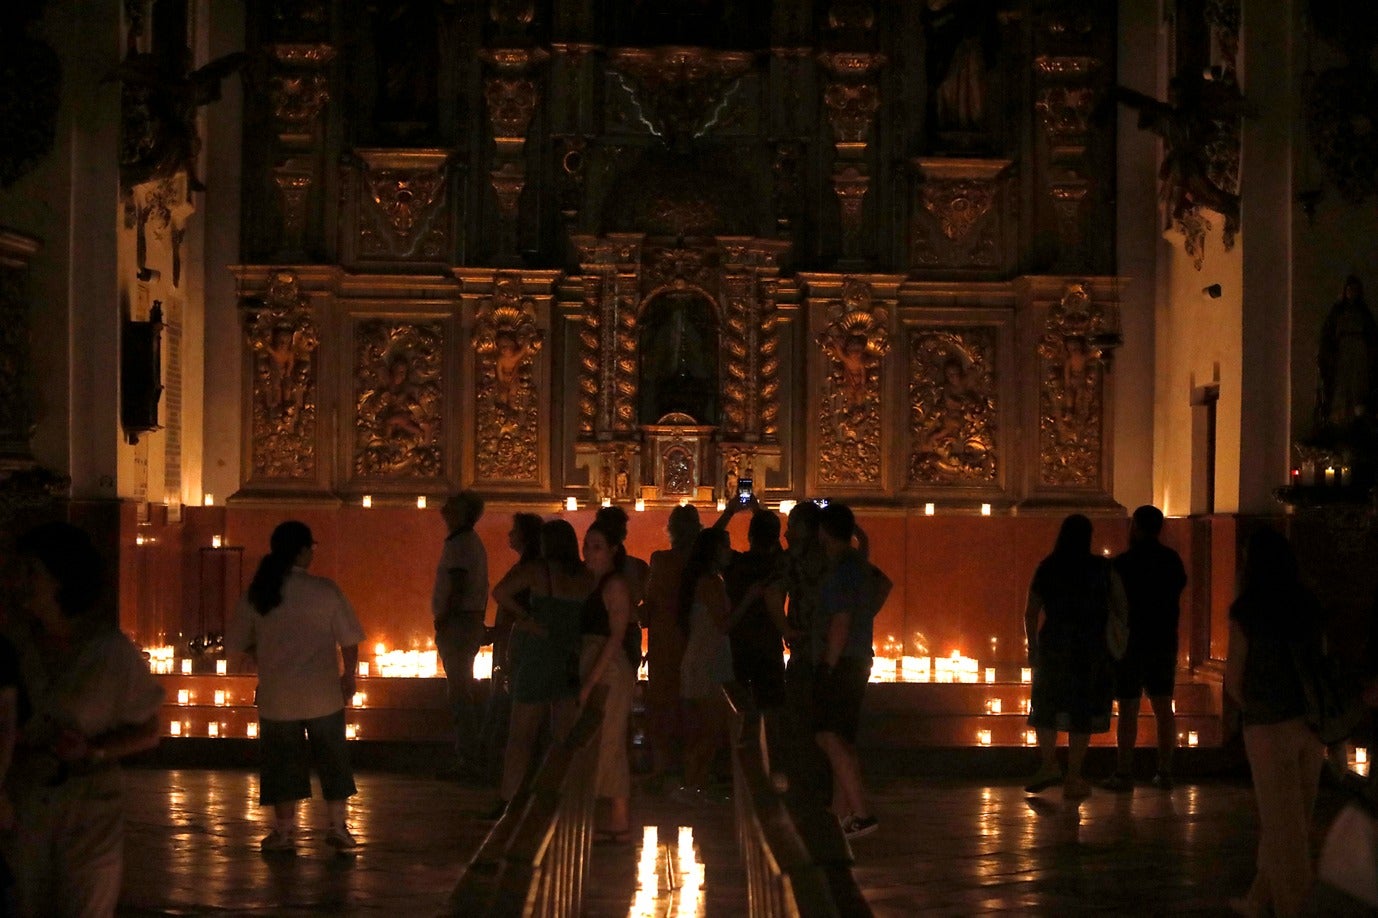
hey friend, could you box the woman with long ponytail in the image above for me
[227,521,366,854]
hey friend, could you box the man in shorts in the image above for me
[1103,505,1188,791]
[812,502,879,840]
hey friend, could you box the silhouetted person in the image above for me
[642,504,702,789]
[1225,529,1326,917]
[432,490,489,780]
[1024,514,1128,801]
[674,528,734,804]
[3,523,162,913]
[1103,506,1187,791]
[813,503,880,840]
[716,498,792,709]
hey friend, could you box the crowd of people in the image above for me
[459,491,891,842]
[0,496,1369,914]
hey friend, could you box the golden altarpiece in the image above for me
[231,0,1124,510]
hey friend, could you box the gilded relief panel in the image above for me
[908,328,998,487]
[473,276,544,483]
[352,320,444,479]
[908,158,1013,275]
[245,270,319,481]
[1037,282,1107,488]
[815,279,889,486]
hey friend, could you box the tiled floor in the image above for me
[112,764,1350,916]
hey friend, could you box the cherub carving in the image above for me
[256,325,316,424]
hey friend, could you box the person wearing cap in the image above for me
[227,520,365,852]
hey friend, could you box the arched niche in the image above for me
[636,285,720,426]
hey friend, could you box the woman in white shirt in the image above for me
[228,521,365,853]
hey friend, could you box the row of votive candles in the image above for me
[1291,463,1352,486]
[148,646,495,680]
[176,688,369,707]
[974,729,1200,746]
[868,657,1028,684]
[168,720,360,739]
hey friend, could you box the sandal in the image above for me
[593,828,633,846]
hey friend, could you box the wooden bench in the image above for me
[441,684,607,917]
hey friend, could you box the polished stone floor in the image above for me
[110,764,1356,916]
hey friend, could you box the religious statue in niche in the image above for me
[1037,283,1108,487]
[1315,275,1378,438]
[1106,72,1247,270]
[909,330,997,485]
[473,277,543,481]
[923,0,1000,141]
[816,279,889,485]
[638,289,718,426]
[354,321,443,479]
[245,270,318,479]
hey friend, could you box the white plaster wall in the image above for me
[1115,0,1167,513]
[197,0,244,505]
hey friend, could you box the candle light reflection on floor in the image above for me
[629,824,706,918]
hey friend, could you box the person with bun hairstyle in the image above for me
[227,521,365,853]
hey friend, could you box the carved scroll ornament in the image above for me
[1037,282,1107,487]
[908,329,998,486]
[816,279,889,485]
[473,276,544,481]
[354,321,444,479]
[245,270,318,480]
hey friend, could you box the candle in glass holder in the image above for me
[977,729,992,746]
[716,499,727,511]
[211,535,223,549]
[985,698,1002,714]
[634,498,645,512]
[980,503,992,516]
[1024,729,1037,746]
[358,661,369,677]
[247,722,259,739]
[924,503,935,516]
[176,689,190,705]
[416,495,427,509]
[985,667,995,683]
[207,722,219,737]
[565,497,578,512]
[1187,730,1199,747]
[202,494,215,506]
[169,721,182,736]
[345,723,359,740]
[361,494,373,508]
[1020,667,1032,683]
[180,659,192,675]
[601,497,612,509]
[216,660,227,676]
[1325,466,1336,485]
[213,690,226,706]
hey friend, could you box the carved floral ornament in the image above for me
[365,167,445,241]
[822,81,881,145]
[483,76,540,141]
